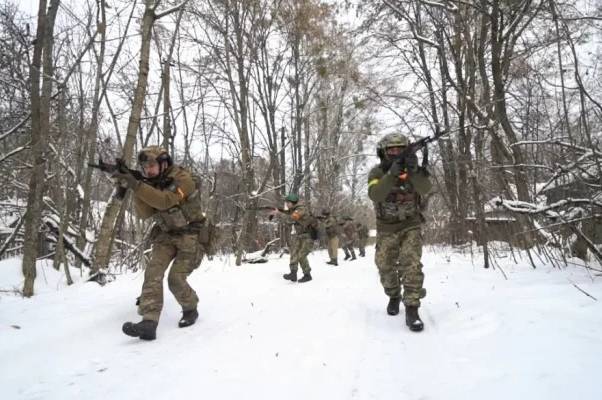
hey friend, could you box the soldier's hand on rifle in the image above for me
[112,170,139,190]
[406,153,418,172]
[388,159,403,177]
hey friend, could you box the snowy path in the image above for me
[1,246,602,400]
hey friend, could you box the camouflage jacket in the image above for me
[342,220,357,241]
[133,165,205,232]
[276,202,313,237]
[367,163,432,233]
[323,215,340,238]
[356,223,369,239]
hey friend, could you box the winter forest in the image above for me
[1,0,602,398]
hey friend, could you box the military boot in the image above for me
[386,297,401,316]
[283,271,297,282]
[179,308,199,328]
[326,259,338,266]
[122,319,158,341]
[343,252,351,261]
[350,250,357,261]
[298,272,312,283]
[359,250,365,257]
[405,305,424,332]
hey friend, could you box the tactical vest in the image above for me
[374,181,420,224]
[155,171,206,231]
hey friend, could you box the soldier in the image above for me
[271,194,315,283]
[368,133,432,332]
[341,216,357,261]
[113,146,207,341]
[321,209,340,266]
[356,222,369,257]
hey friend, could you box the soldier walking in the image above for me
[367,133,432,332]
[321,209,339,266]
[271,194,315,283]
[356,222,369,257]
[341,216,357,261]
[113,146,208,341]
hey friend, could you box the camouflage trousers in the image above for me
[327,236,339,261]
[139,231,204,322]
[342,237,356,258]
[374,227,425,307]
[289,234,313,274]
[358,237,367,256]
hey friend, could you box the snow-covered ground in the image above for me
[1,245,602,400]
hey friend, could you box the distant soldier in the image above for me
[368,133,432,332]
[341,216,357,261]
[271,194,315,283]
[114,146,208,341]
[321,209,339,266]
[356,222,369,257]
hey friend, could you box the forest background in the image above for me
[1,0,601,296]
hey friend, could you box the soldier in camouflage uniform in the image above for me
[341,216,357,261]
[271,194,315,283]
[368,133,432,332]
[113,146,208,340]
[321,209,339,266]
[356,222,369,257]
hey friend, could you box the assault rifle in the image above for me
[88,158,146,181]
[248,205,287,221]
[393,130,448,180]
[88,158,149,199]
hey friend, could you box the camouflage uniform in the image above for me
[341,218,357,260]
[368,133,432,324]
[356,222,369,257]
[276,200,314,278]
[322,212,339,265]
[133,163,206,322]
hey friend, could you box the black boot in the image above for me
[350,253,357,261]
[298,272,312,283]
[179,309,199,328]
[405,305,424,332]
[386,297,401,316]
[122,319,158,341]
[359,251,365,257]
[283,271,297,282]
[343,252,351,261]
[326,259,338,266]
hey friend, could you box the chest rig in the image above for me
[375,179,419,223]
[154,169,206,232]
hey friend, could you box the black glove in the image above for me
[112,170,139,190]
[114,185,127,200]
[388,159,403,177]
[406,153,418,172]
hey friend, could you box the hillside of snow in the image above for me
[1,245,601,400]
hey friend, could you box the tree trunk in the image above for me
[22,0,60,297]
[93,0,156,274]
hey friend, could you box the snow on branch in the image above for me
[491,197,602,219]
[0,145,30,164]
[154,0,189,20]
[511,139,602,157]
[0,114,31,143]
[420,0,458,13]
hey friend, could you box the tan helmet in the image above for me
[377,133,408,159]
[137,145,172,166]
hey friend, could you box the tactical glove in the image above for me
[406,153,418,172]
[388,160,403,177]
[112,170,139,190]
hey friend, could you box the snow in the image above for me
[1,246,602,400]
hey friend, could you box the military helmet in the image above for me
[377,133,408,159]
[285,193,299,203]
[137,145,172,167]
